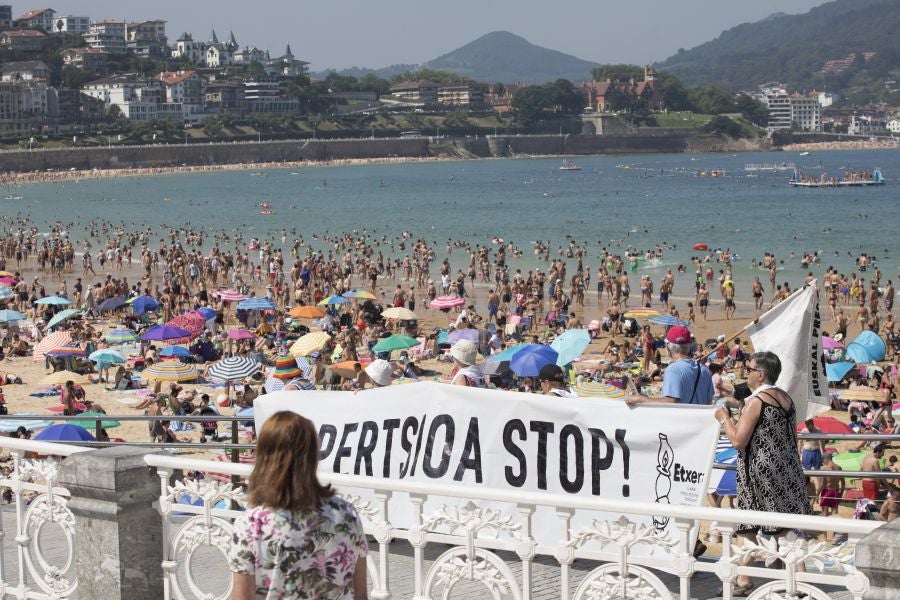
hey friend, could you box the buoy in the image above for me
[693,243,709,251]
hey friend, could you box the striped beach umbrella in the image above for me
[36,296,72,305]
[289,331,331,357]
[429,295,465,310]
[574,380,626,399]
[288,305,325,319]
[318,295,349,306]
[104,328,139,344]
[208,356,261,382]
[648,315,691,328]
[47,308,81,329]
[0,287,13,300]
[215,289,247,302]
[237,297,276,311]
[33,331,73,361]
[623,308,661,319]
[837,388,883,402]
[264,374,285,393]
[272,355,302,380]
[142,361,199,382]
[40,370,91,386]
[381,307,418,320]
[0,309,26,322]
[45,345,86,357]
[342,289,376,300]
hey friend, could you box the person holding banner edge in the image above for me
[714,351,812,596]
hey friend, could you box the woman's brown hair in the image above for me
[248,411,334,510]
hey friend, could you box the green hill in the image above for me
[656,0,900,103]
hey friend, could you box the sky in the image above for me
[42,0,831,71]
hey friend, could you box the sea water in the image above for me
[8,148,900,290]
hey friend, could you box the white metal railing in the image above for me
[144,453,881,600]
[0,439,90,599]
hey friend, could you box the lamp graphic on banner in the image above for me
[653,433,674,531]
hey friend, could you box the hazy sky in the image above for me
[43,0,829,70]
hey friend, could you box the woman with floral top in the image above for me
[228,411,368,599]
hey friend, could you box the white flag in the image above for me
[746,282,827,421]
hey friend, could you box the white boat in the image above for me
[559,160,581,171]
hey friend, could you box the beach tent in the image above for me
[825,362,855,382]
[845,331,886,364]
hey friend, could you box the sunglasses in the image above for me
[746,366,762,374]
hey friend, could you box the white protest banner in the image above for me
[256,381,720,550]
[746,282,828,420]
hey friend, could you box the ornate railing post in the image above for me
[855,519,899,600]
[58,447,164,600]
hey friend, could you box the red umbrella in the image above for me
[796,416,852,435]
[165,311,207,344]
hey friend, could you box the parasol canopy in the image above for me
[141,325,190,342]
[825,361,855,382]
[159,346,192,358]
[207,356,261,382]
[429,295,465,310]
[237,297,276,311]
[33,331,73,361]
[796,416,852,435]
[89,349,127,364]
[97,296,127,313]
[128,295,161,315]
[227,329,256,340]
[445,329,479,344]
[289,332,331,357]
[214,290,247,302]
[342,290,377,300]
[78,412,121,429]
[509,344,559,377]
[574,380,626,398]
[550,329,591,366]
[381,307,418,320]
[33,424,95,442]
[0,309,26,322]
[648,315,691,328]
[40,370,90,386]
[36,296,71,306]
[142,361,199,382]
[46,308,81,329]
[288,305,325,319]
[272,355,302,380]
[45,346,86,357]
[318,295,349,306]
[623,308,661,319]
[372,334,420,353]
[104,328,139,344]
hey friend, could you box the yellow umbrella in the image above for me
[838,388,884,401]
[289,332,332,357]
[41,370,91,386]
[623,308,661,319]
[382,307,418,320]
[142,361,199,382]
[574,380,625,398]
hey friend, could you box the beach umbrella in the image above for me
[822,336,844,350]
[97,296,127,313]
[796,416,852,435]
[237,297,276,311]
[289,305,325,319]
[166,312,207,338]
[264,374,285,393]
[0,287,13,300]
[40,370,90,386]
[159,345,192,358]
[574,380,626,398]
[32,331,73,361]
[0,277,16,286]
[208,356,261,382]
[831,451,886,473]
[714,446,739,496]
[46,308,81,329]
[89,349,126,364]
[0,309,26,322]
[624,308,661,319]
[141,325,190,342]
[272,355,302,380]
[0,271,14,277]
[509,344,559,377]
[838,388,883,402]
[445,329,479,344]
[36,296,72,305]
[488,344,530,363]
[382,307,418,320]
[429,295,465,310]
[196,306,217,320]
[128,295,160,315]
[648,315,691,328]
[289,331,331,357]
[227,328,256,340]
[33,424,95,442]
[104,328,138,344]
[0,415,53,433]
[142,361,199,382]
[372,334,420,353]
[825,361,855,382]
[551,329,591,366]
[318,295,349,306]
[214,289,247,302]
[45,346,87,357]
[236,406,254,418]
[78,412,121,429]
[342,289,377,300]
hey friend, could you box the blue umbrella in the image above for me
[159,346,192,358]
[825,361,855,382]
[141,325,190,341]
[509,344,559,377]
[33,424,96,442]
[446,329,480,344]
[318,295,350,306]
[36,296,72,306]
[236,406,254,418]
[0,415,54,433]
[648,315,691,328]
[98,296,127,312]
[0,309,26,322]
[435,330,449,346]
[488,344,529,362]
[237,297,276,310]
[0,287,13,300]
[714,446,738,496]
[89,349,127,364]
[129,295,160,316]
[46,308,81,329]
[551,329,591,366]
[196,306,217,320]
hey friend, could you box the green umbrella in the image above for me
[78,412,121,429]
[372,334,420,353]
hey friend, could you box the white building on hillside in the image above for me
[887,119,900,134]
[755,84,792,131]
[55,15,90,34]
[789,92,822,132]
[84,20,127,54]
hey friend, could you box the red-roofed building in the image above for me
[156,70,204,117]
[389,80,438,106]
[582,65,661,112]
[0,29,49,52]
[16,8,55,31]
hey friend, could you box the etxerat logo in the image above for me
[673,463,705,485]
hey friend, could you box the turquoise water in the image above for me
[8,148,900,288]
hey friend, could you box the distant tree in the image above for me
[734,94,768,126]
[323,72,360,92]
[390,69,460,83]
[590,64,644,82]
[359,73,390,96]
[105,105,123,123]
[443,109,471,129]
[655,72,694,112]
[493,82,506,96]
[703,115,744,138]
[246,60,266,77]
[61,66,96,90]
[511,86,549,126]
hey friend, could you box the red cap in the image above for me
[665,325,692,344]
[356,320,366,329]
